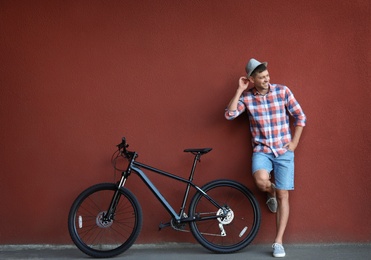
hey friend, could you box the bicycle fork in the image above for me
[103,172,129,222]
[104,152,137,221]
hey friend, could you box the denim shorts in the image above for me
[252,151,295,190]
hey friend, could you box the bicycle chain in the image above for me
[170,218,190,232]
[169,212,227,236]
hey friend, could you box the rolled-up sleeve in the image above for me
[285,88,306,127]
[293,109,306,127]
[225,109,237,120]
[224,100,246,120]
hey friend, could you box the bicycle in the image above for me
[68,137,261,258]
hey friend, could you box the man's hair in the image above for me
[251,64,267,77]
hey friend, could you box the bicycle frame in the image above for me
[109,151,225,224]
[69,138,261,257]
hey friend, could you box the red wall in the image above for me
[0,0,370,244]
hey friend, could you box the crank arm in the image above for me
[158,222,170,230]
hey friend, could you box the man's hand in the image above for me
[238,76,251,91]
[283,141,297,151]
[226,76,253,112]
[284,126,304,152]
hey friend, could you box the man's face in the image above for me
[250,70,270,91]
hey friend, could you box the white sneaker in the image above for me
[272,243,286,257]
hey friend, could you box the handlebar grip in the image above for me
[117,137,127,149]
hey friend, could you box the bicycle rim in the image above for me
[68,183,142,258]
[189,180,260,253]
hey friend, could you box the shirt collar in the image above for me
[251,84,274,96]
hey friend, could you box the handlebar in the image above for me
[117,137,128,150]
[116,137,135,159]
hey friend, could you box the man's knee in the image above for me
[276,189,289,201]
[253,170,271,191]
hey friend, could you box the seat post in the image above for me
[188,152,201,181]
[178,152,201,219]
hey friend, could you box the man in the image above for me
[225,58,306,258]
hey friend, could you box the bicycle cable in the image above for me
[111,149,126,182]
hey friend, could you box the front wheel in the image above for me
[189,179,260,253]
[68,183,142,258]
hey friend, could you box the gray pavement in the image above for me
[1,243,370,260]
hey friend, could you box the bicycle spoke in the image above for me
[68,184,142,258]
[189,180,260,253]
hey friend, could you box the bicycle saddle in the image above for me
[183,148,212,154]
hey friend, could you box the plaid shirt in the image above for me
[225,84,306,157]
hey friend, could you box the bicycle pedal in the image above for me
[158,222,170,230]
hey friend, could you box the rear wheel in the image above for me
[189,179,260,253]
[68,183,142,258]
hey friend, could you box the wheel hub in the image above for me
[96,211,113,228]
[217,207,234,225]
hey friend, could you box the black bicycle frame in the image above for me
[118,152,224,223]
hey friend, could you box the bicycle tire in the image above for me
[68,183,142,258]
[189,179,260,253]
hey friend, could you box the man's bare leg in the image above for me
[275,189,289,244]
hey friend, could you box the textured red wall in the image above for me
[0,0,370,244]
